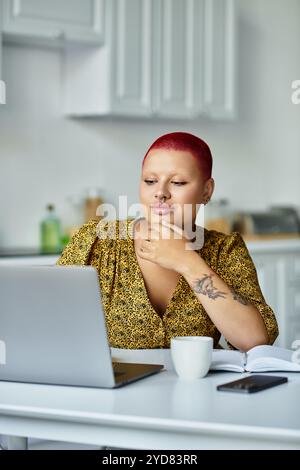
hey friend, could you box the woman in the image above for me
[57,132,278,351]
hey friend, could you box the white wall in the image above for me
[0,0,300,248]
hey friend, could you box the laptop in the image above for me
[0,265,163,388]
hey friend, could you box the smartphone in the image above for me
[216,375,288,393]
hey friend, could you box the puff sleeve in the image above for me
[56,219,99,266]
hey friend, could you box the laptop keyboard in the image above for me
[112,362,125,377]
[114,371,125,377]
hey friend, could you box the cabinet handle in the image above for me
[42,30,64,40]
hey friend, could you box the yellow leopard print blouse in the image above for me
[57,218,278,349]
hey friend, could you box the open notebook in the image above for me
[211,345,300,372]
[112,345,300,373]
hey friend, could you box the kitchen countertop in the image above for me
[1,236,300,258]
[244,237,300,253]
[0,248,63,258]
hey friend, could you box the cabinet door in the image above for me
[2,0,105,45]
[252,255,280,315]
[251,254,287,348]
[284,254,300,348]
[250,252,300,349]
[203,0,236,119]
[153,0,205,118]
[0,33,5,104]
[63,0,237,118]
[110,0,153,116]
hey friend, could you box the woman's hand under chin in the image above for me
[136,219,199,274]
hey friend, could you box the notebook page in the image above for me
[247,345,293,363]
[246,345,300,371]
[210,349,244,372]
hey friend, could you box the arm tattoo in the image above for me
[192,274,227,300]
[230,287,249,305]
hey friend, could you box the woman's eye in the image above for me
[144,180,186,186]
[144,180,156,184]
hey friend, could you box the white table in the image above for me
[0,368,300,450]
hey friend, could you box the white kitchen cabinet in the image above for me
[64,0,154,116]
[2,0,105,46]
[64,0,236,118]
[203,0,236,119]
[247,240,300,349]
[153,0,236,119]
[110,0,153,116]
[64,0,154,117]
[152,0,204,118]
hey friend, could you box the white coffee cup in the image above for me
[170,336,213,380]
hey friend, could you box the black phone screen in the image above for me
[216,375,288,393]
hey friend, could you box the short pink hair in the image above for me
[142,132,213,181]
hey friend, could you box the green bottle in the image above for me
[40,204,62,252]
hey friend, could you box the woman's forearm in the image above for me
[179,252,269,351]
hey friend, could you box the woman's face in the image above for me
[139,149,214,229]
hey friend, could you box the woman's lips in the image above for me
[151,205,173,215]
